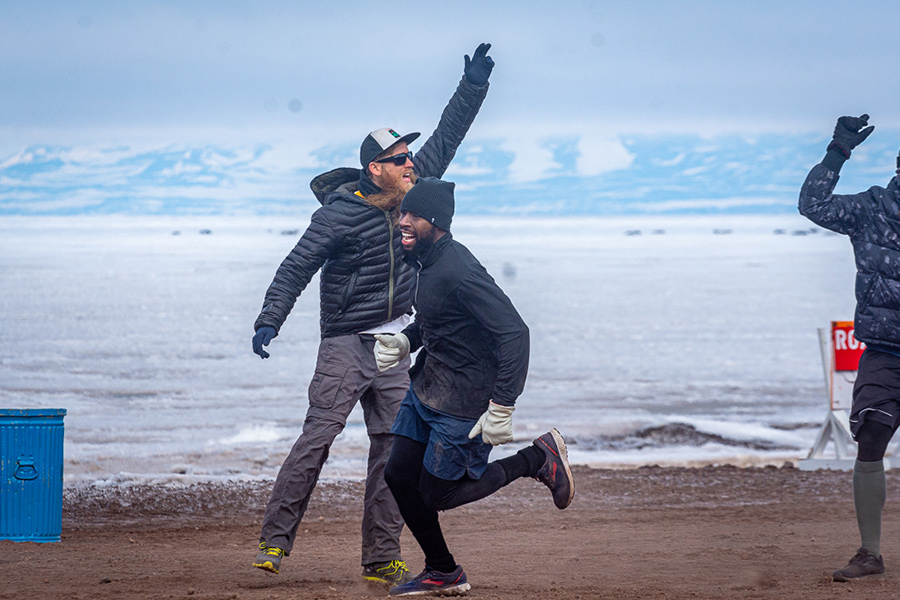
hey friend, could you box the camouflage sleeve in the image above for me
[798,163,867,236]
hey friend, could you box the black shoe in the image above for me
[833,548,885,582]
[533,428,575,509]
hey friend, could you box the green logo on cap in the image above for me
[388,129,400,138]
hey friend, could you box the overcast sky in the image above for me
[2,1,899,215]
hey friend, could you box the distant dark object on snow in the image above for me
[502,262,517,280]
[171,230,181,236]
[793,227,820,236]
[624,229,641,236]
[652,229,666,235]
[712,229,732,235]
[773,229,786,235]
[199,229,212,235]
[281,229,299,236]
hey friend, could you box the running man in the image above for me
[375,177,575,596]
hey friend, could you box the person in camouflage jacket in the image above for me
[799,113,900,582]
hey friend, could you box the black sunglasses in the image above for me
[375,151,413,166]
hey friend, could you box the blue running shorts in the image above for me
[391,386,493,480]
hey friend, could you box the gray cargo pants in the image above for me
[259,333,410,565]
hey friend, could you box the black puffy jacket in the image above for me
[254,76,488,338]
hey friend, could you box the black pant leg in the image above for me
[420,463,509,510]
[384,435,455,571]
[857,421,895,462]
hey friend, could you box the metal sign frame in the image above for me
[798,324,896,471]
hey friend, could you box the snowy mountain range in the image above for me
[3,132,899,217]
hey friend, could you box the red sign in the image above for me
[832,321,865,371]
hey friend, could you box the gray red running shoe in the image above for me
[533,428,575,509]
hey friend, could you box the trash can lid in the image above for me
[0,408,67,417]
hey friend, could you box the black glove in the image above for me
[252,326,277,359]
[464,43,494,86]
[827,114,874,159]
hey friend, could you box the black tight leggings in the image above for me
[856,420,895,462]
[383,434,524,571]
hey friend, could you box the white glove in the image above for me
[467,402,515,445]
[373,333,410,372]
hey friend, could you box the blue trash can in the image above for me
[0,408,67,542]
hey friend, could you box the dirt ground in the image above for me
[2,465,900,599]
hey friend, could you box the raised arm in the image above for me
[799,115,875,235]
[412,43,493,179]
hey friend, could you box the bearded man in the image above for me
[249,43,494,586]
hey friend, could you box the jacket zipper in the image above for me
[414,260,422,305]
[385,210,395,321]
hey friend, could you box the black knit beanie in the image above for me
[400,177,455,231]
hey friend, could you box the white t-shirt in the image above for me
[358,313,411,335]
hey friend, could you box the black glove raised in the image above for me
[464,43,494,86]
[252,326,277,359]
[827,114,874,159]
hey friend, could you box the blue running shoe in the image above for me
[389,565,470,596]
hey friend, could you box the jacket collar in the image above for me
[404,231,453,269]
[308,167,386,207]
[309,167,362,205]
[358,169,382,197]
